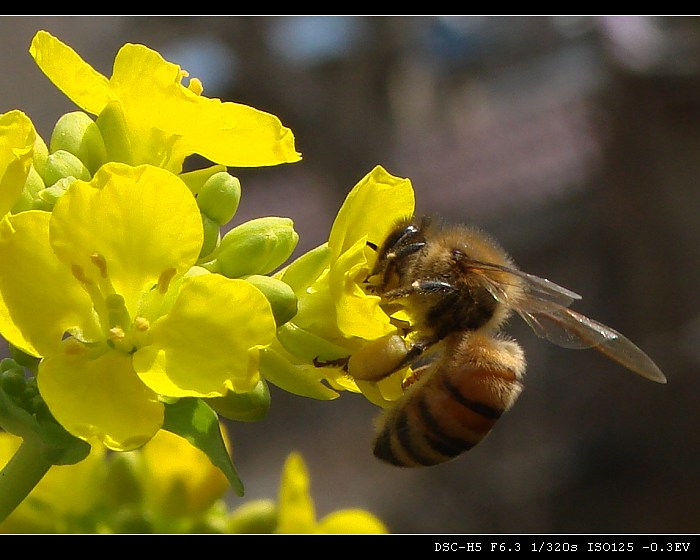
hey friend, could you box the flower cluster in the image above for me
[1,29,413,531]
[0,430,386,533]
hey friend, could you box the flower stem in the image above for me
[0,437,53,524]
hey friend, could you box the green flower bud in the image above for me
[43,149,90,186]
[276,243,332,293]
[200,213,221,259]
[244,275,297,327]
[0,359,26,396]
[179,164,226,195]
[50,111,107,174]
[209,217,299,278]
[197,172,241,226]
[95,100,133,165]
[206,378,271,422]
[11,166,47,212]
[32,133,49,179]
[39,176,77,208]
[276,322,349,364]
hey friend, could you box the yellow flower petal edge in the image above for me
[0,110,35,217]
[30,31,301,170]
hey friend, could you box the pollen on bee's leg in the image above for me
[157,267,177,294]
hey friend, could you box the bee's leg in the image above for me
[401,363,433,389]
[312,356,350,369]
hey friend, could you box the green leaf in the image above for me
[162,398,244,496]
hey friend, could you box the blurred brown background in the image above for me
[2,16,699,534]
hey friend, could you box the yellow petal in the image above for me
[276,452,317,533]
[38,348,164,451]
[141,429,228,516]
[330,238,394,340]
[0,211,98,357]
[328,165,414,261]
[318,509,388,534]
[0,110,35,217]
[49,163,202,317]
[110,43,301,167]
[29,31,112,116]
[133,275,276,398]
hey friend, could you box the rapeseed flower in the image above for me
[0,163,277,452]
[266,165,416,406]
[29,31,300,173]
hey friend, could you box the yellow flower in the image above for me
[228,452,388,534]
[29,31,301,173]
[265,166,415,404]
[276,452,387,534]
[0,163,277,451]
[138,429,229,520]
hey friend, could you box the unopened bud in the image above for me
[197,172,241,226]
[50,111,107,174]
[244,275,297,327]
[11,166,47,212]
[39,176,77,208]
[95,101,133,165]
[199,213,221,259]
[43,149,90,186]
[31,133,49,179]
[212,217,298,278]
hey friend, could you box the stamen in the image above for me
[158,267,177,294]
[63,338,87,356]
[71,263,93,286]
[134,316,150,332]
[90,253,108,278]
[108,326,126,341]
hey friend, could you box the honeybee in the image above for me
[351,216,666,467]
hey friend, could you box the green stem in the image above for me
[0,437,53,524]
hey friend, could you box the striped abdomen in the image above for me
[373,332,525,467]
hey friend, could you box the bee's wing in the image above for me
[518,305,666,383]
[475,261,666,384]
